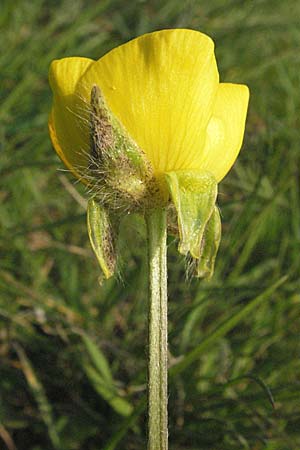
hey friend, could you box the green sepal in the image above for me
[87,198,117,279]
[90,85,167,211]
[165,170,218,260]
[196,206,221,278]
[90,84,151,176]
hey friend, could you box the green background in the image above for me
[1,1,299,449]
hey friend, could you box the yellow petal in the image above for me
[76,29,219,175]
[200,83,249,182]
[49,57,94,178]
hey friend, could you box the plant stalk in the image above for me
[146,208,168,450]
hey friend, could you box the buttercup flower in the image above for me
[49,29,248,181]
[49,29,249,278]
[49,30,250,449]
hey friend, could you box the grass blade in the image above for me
[170,276,288,376]
[14,344,61,450]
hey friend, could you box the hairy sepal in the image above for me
[87,198,117,279]
[196,206,221,278]
[90,85,164,211]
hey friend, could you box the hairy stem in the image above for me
[146,208,168,450]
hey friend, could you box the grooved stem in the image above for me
[146,208,168,450]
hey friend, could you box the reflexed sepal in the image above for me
[165,170,220,278]
[196,206,221,278]
[87,198,117,279]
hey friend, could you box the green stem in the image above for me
[146,208,168,450]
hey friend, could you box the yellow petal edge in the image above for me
[49,57,94,179]
[200,83,250,181]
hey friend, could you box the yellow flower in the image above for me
[49,29,250,279]
[49,28,249,185]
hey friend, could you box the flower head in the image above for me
[49,29,248,183]
[49,29,249,278]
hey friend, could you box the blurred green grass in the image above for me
[1,0,300,449]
